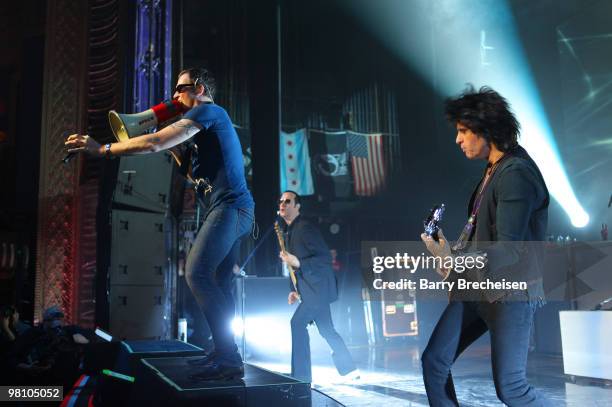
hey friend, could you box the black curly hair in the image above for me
[178,67,216,100]
[444,85,520,152]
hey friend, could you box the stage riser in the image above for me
[94,340,313,406]
[134,357,311,406]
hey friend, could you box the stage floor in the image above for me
[251,343,612,407]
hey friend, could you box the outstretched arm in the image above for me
[64,118,202,157]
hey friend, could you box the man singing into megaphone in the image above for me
[65,67,254,381]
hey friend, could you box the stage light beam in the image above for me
[338,0,590,227]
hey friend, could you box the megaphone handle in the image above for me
[61,130,76,164]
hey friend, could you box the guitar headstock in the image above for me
[424,203,445,242]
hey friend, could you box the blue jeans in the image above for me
[185,207,253,364]
[422,301,546,407]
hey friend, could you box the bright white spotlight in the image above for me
[232,317,244,336]
[570,211,589,228]
[242,315,292,354]
[519,119,590,228]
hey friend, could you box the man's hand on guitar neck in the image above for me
[279,251,301,269]
[421,228,453,280]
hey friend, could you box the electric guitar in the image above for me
[423,204,445,241]
[274,221,301,301]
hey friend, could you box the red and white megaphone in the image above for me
[108,99,188,142]
[62,100,189,165]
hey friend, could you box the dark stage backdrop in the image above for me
[556,1,612,239]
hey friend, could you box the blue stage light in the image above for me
[338,0,590,227]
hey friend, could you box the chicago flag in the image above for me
[280,129,314,196]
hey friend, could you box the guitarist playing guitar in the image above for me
[277,190,358,383]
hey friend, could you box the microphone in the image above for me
[608,194,612,208]
[62,152,75,164]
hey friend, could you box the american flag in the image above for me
[347,132,386,196]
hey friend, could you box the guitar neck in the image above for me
[274,222,287,251]
[274,221,299,293]
[278,239,295,272]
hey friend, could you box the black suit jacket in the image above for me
[281,216,338,305]
[461,146,549,302]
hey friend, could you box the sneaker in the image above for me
[189,361,244,381]
[186,351,217,367]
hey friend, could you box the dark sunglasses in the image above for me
[174,83,195,93]
[279,198,292,205]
